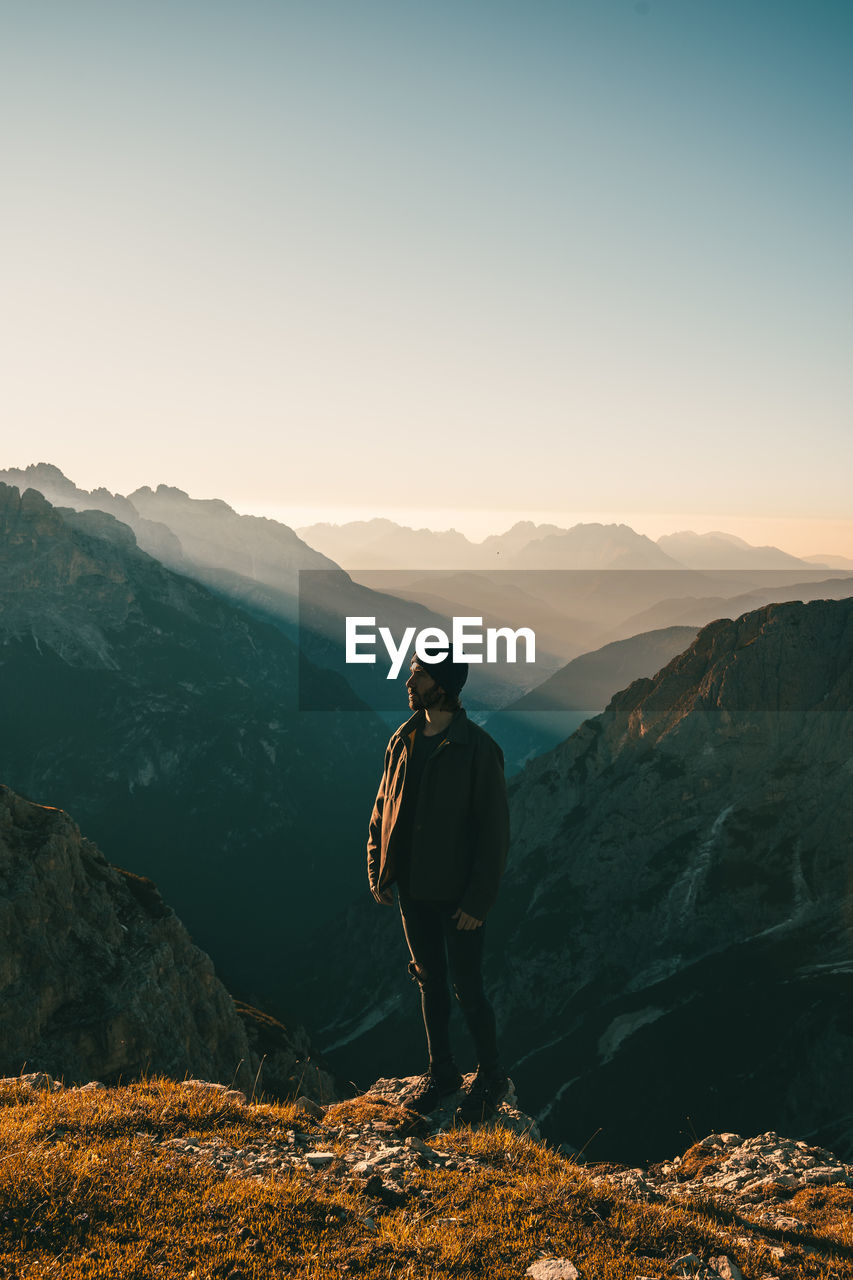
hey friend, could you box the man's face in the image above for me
[406,662,445,711]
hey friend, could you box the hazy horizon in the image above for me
[3,458,852,560]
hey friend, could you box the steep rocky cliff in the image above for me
[0,482,387,1006]
[293,598,853,1163]
[0,786,334,1102]
[493,596,853,1159]
[484,625,699,773]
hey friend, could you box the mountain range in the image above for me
[298,516,836,572]
[3,465,849,693]
[0,481,387,1009]
[0,465,554,710]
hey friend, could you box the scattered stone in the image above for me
[770,1216,806,1233]
[372,1143,404,1162]
[293,1095,325,1121]
[404,1135,444,1161]
[0,1072,62,1094]
[600,1166,659,1201]
[304,1151,335,1167]
[671,1255,706,1278]
[709,1258,743,1280]
[525,1261,581,1280]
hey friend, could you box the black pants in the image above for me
[397,886,500,1075]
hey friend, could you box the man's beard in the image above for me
[408,684,445,711]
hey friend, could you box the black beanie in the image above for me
[413,652,468,698]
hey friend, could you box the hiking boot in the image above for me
[454,1069,509,1125]
[405,1066,464,1114]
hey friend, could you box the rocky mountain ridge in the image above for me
[0,463,335,586]
[0,480,388,1004]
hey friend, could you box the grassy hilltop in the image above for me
[1,1077,852,1279]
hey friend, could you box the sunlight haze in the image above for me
[2,1,851,549]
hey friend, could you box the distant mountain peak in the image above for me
[3,462,76,492]
[657,529,817,569]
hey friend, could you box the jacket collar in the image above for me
[392,707,470,744]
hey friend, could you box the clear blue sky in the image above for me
[2,1,851,550]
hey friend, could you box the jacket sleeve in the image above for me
[458,735,510,921]
[367,743,391,900]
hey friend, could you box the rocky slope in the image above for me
[0,786,334,1101]
[484,625,699,773]
[291,597,853,1164]
[0,481,388,1005]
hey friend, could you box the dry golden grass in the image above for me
[0,1077,850,1279]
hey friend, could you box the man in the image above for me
[367,651,511,1123]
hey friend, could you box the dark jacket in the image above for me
[367,707,510,920]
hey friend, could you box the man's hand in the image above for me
[452,907,483,930]
[372,886,394,905]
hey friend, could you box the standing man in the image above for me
[367,651,511,1123]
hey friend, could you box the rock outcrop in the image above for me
[0,785,335,1103]
[0,784,251,1085]
[0,462,186,566]
[362,1071,538,1140]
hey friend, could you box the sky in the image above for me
[2,1,852,555]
